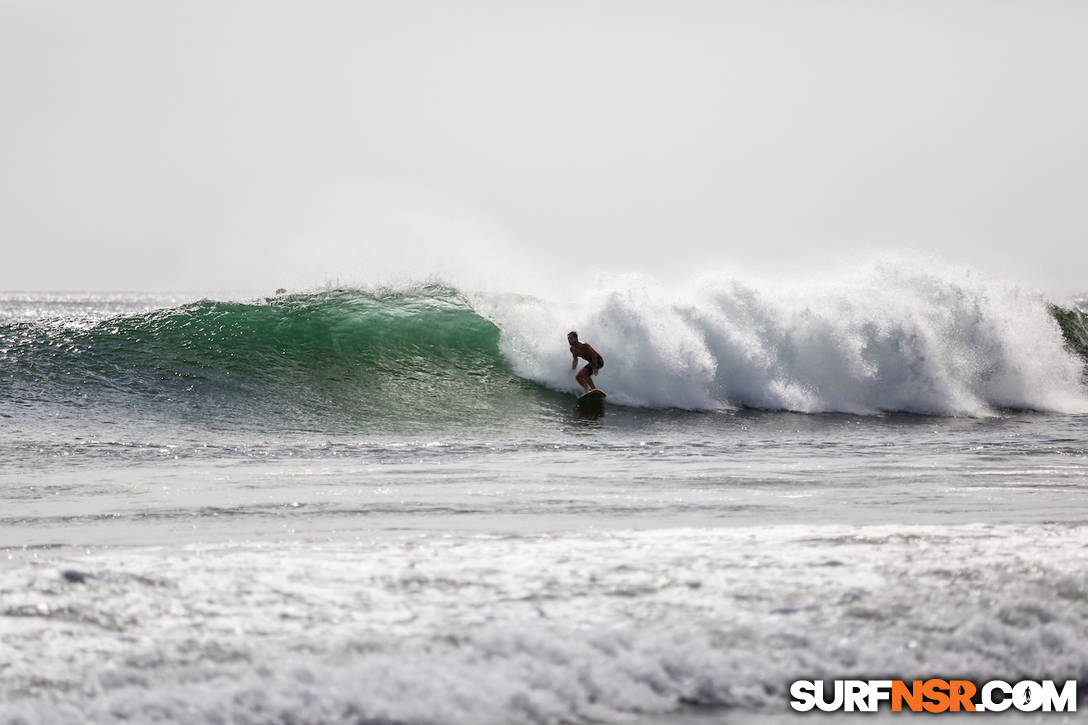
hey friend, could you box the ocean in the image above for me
[2,261,1087,723]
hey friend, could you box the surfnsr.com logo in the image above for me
[790,679,1077,713]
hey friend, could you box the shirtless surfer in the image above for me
[568,331,604,391]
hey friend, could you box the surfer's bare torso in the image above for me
[567,331,603,391]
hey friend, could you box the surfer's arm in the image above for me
[571,353,578,370]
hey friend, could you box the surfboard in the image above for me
[577,389,607,403]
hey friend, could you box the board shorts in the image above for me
[582,355,604,375]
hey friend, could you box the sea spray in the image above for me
[486,260,1088,416]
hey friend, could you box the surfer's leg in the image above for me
[580,365,598,390]
[576,365,592,390]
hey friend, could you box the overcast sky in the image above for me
[2,0,1086,295]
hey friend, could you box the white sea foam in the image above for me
[481,258,1088,415]
[2,524,1087,724]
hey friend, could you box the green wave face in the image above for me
[1052,304,1088,379]
[0,287,548,431]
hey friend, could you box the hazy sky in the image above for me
[2,0,1086,294]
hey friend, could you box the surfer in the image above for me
[568,331,604,391]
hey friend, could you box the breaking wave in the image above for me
[2,262,1086,423]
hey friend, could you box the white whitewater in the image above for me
[483,258,1088,416]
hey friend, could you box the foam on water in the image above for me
[3,524,1087,724]
[485,259,1088,415]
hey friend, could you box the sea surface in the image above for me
[2,264,1088,723]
